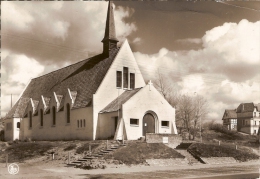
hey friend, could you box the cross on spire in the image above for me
[102,1,119,56]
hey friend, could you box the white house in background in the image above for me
[222,109,237,130]
[4,1,178,141]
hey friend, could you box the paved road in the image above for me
[0,161,259,179]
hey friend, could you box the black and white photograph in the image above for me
[0,1,259,178]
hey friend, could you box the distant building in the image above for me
[222,109,237,130]
[236,102,260,135]
[3,2,178,141]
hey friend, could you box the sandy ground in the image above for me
[0,158,259,179]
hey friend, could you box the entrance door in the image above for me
[143,113,155,136]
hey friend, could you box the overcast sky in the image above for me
[1,1,260,121]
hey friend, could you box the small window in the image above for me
[130,118,139,126]
[52,107,56,126]
[130,73,135,89]
[123,67,128,89]
[29,111,32,128]
[161,121,169,127]
[40,109,43,126]
[17,122,20,129]
[116,71,122,88]
[66,103,70,123]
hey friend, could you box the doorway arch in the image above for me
[142,111,158,136]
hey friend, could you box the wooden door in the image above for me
[143,113,155,136]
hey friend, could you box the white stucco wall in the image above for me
[93,39,145,140]
[122,84,177,140]
[96,111,119,139]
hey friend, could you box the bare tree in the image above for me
[176,94,208,140]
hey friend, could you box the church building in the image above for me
[4,1,178,141]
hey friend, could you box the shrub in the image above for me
[79,159,106,170]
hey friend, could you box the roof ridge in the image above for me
[31,54,101,80]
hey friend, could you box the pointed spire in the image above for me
[102,1,119,56]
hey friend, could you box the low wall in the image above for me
[146,133,182,148]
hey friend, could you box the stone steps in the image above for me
[175,149,201,164]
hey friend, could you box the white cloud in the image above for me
[176,38,202,44]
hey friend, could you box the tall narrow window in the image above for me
[52,107,56,126]
[17,122,20,129]
[116,71,122,88]
[40,109,43,126]
[29,111,32,128]
[130,73,135,89]
[66,103,70,123]
[123,67,128,89]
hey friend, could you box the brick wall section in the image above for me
[146,133,182,148]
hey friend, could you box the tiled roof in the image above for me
[222,109,237,120]
[100,88,142,113]
[5,48,120,119]
[236,102,255,113]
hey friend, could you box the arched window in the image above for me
[40,109,43,126]
[66,103,70,123]
[17,122,20,129]
[52,107,56,126]
[29,111,32,128]
[80,120,82,128]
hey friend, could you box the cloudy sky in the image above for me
[1,1,260,121]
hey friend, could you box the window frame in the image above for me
[130,73,135,89]
[161,121,170,128]
[130,118,139,126]
[123,67,129,89]
[116,71,122,88]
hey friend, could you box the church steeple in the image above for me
[102,1,119,56]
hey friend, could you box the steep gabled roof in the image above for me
[254,103,260,111]
[100,88,142,113]
[222,109,237,120]
[236,102,255,113]
[5,48,120,119]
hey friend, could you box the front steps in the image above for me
[68,142,126,166]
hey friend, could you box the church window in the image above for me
[40,109,43,126]
[66,103,70,123]
[123,67,128,89]
[130,73,135,89]
[161,121,169,127]
[29,111,32,128]
[130,118,139,126]
[52,107,56,126]
[17,122,20,129]
[116,71,122,88]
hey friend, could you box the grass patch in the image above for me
[104,143,184,165]
[3,142,53,162]
[188,143,259,162]
[64,144,77,151]
[76,143,100,154]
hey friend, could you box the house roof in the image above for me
[100,88,142,113]
[5,48,120,119]
[236,102,255,113]
[254,103,260,111]
[222,109,237,120]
